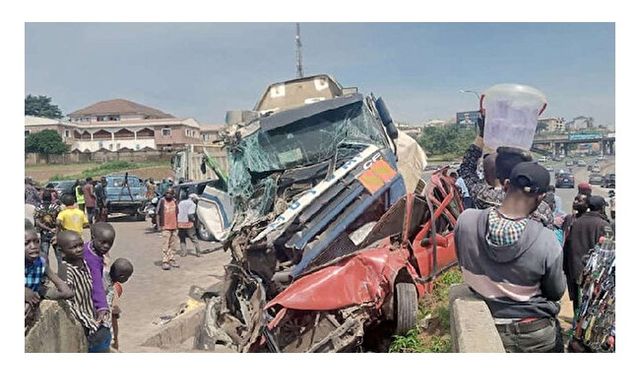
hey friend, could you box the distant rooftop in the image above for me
[68,98,175,119]
[25,115,76,127]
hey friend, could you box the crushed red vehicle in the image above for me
[194,75,462,352]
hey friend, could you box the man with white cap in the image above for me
[177,193,202,257]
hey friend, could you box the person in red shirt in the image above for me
[82,177,97,224]
[157,188,179,270]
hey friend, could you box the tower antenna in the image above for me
[296,23,304,78]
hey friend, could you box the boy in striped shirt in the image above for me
[57,230,111,353]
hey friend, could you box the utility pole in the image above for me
[296,23,304,78]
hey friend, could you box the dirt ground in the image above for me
[47,216,230,352]
[25,163,173,184]
[26,163,99,182]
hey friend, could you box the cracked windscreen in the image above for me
[228,100,387,200]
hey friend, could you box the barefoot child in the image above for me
[104,258,133,350]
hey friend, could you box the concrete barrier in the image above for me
[141,303,205,349]
[449,284,505,353]
[25,300,88,353]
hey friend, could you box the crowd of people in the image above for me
[25,180,134,352]
[452,116,615,353]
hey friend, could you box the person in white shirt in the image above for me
[452,171,474,210]
[177,193,202,257]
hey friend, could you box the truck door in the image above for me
[196,184,234,241]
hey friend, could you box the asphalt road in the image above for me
[545,155,615,214]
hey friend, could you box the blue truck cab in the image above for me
[104,174,148,220]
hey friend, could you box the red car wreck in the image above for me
[198,169,462,352]
[194,75,462,352]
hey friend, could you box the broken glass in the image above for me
[227,100,388,203]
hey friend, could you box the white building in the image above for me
[26,99,204,152]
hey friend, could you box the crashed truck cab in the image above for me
[196,75,456,352]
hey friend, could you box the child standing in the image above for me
[34,189,61,265]
[157,188,179,270]
[83,222,116,326]
[57,230,111,352]
[56,193,89,235]
[104,258,134,350]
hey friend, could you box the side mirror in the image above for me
[375,97,398,140]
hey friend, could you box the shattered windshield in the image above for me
[228,100,387,200]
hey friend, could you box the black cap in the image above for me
[509,161,550,194]
[588,195,609,211]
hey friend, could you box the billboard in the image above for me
[568,133,602,141]
[456,110,481,126]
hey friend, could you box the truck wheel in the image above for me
[394,283,418,335]
[197,221,215,242]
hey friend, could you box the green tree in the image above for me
[25,130,69,158]
[25,94,63,119]
[536,121,548,134]
[417,124,476,157]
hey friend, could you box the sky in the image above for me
[25,22,615,126]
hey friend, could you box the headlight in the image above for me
[151,197,158,204]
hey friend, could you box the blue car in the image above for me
[104,175,148,220]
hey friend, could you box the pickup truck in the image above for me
[104,174,148,221]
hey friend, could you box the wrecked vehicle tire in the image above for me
[394,283,418,335]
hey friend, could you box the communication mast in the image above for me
[296,23,304,78]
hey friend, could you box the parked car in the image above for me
[537,156,547,163]
[592,165,601,174]
[555,172,575,189]
[552,155,563,162]
[565,160,574,166]
[602,173,615,188]
[174,179,233,241]
[577,160,587,167]
[48,179,76,197]
[104,174,147,221]
[589,174,604,186]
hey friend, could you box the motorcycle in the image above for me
[145,196,159,230]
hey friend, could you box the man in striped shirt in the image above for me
[57,230,112,353]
